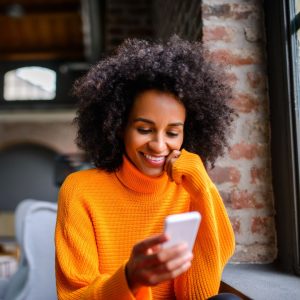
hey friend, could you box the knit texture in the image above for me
[55,149,235,299]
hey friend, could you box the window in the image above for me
[4,67,56,101]
[265,0,300,274]
[0,62,88,109]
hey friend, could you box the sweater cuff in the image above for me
[102,263,152,300]
[172,149,212,193]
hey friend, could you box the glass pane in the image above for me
[3,67,56,101]
[295,2,300,121]
[294,0,300,273]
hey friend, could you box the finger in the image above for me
[165,150,181,169]
[166,157,179,181]
[146,243,162,255]
[155,242,189,265]
[146,260,192,286]
[128,245,191,288]
[153,251,193,274]
[133,233,168,255]
[160,260,192,280]
[168,158,176,180]
[141,242,189,268]
[165,150,181,179]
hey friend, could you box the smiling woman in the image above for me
[74,36,234,172]
[123,90,185,177]
[55,36,238,300]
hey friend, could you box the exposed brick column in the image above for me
[203,0,276,263]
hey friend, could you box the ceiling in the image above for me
[0,0,85,61]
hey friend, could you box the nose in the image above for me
[148,133,167,153]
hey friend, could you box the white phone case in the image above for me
[162,211,201,252]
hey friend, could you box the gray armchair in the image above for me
[0,199,58,300]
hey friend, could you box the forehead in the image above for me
[129,89,186,120]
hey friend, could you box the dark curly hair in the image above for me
[73,36,234,172]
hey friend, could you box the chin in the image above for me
[142,168,164,177]
[133,158,164,177]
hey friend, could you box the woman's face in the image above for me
[124,89,186,177]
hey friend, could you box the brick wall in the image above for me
[103,0,276,263]
[0,0,275,263]
[151,0,276,263]
[202,0,275,263]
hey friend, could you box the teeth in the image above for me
[144,154,164,162]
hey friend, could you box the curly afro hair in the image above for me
[73,36,234,172]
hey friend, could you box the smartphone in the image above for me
[162,211,201,252]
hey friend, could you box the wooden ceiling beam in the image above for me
[0,1,86,62]
[0,12,81,21]
[0,51,84,62]
[0,2,81,16]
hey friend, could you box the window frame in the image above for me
[264,0,300,274]
[0,61,81,110]
[0,0,104,110]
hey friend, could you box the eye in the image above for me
[137,128,152,134]
[167,131,179,137]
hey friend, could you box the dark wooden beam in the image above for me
[0,51,84,61]
[0,2,81,16]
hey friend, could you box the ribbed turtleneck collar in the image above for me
[115,155,170,194]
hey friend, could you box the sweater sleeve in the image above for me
[172,150,235,299]
[55,174,152,300]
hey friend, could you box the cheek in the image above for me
[125,131,147,150]
[177,138,184,149]
[169,136,184,150]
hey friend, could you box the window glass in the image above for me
[4,67,56,101]
[296,1,300,118]
[293,0,300,272]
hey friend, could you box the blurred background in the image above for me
[0,0,299,287]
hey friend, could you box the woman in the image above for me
[55,36,237,299]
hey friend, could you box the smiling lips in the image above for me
[143,153,166,166]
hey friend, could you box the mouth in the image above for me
[142,153,166,166]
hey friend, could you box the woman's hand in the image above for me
[125,233,193,295]
[164,150,181,181]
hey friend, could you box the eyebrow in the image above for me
[133,117,184,126]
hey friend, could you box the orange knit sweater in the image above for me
[55,149,235,300]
